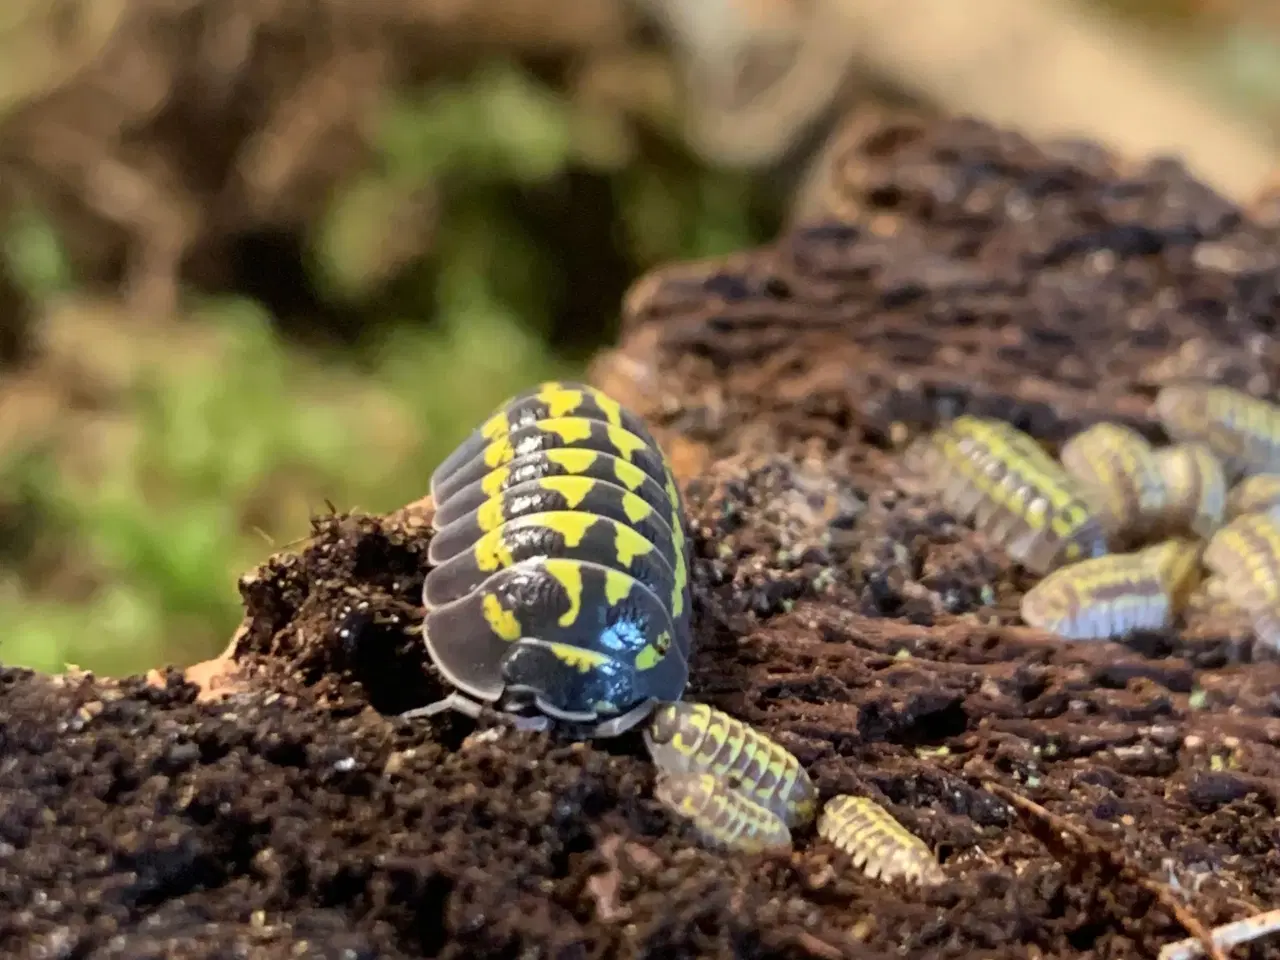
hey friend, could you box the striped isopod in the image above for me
[408,381,693,738]
[904,416,1109,574]
[1203,511,1280,651]
[1153,443,1227,539]
[1019,539,1202,641]
[643,701,817,829]
[654,772,793,854]
[1226,473,1280,521]
[816,795,945,886]
[1155,383,1280,478]
[1059,422,1166,542]
[1183,575,1242,618]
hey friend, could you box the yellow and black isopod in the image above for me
[409,381,693,738]
[816,795,945,886]
[654,772,793,855]
[1155,383,1280,478]
[643,702,817,829]
[905,415,1109,574]
[1226,473,1280,521]
[1019,539,1201,642]
[1203,511,1280,650]
[1153,443,1226,539]
[1059,422,1165,542]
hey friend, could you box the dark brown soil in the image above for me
[7,112,1280,960]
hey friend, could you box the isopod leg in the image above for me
[399,690,486,721]
[587,697,662,738]
[398,692,553,732]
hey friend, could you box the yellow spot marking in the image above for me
[613,458,648,490]
[538,383,584,420]
[482,593,521,641]
[546,448,598,474]
[545,558,584,627]
[622,492,653,525]
[614,524,655,567]
[670,554,688,618]
[481,411,509,440]
[483,437,514,468]
[481,466,511,497]
[477,496,506,532]
[663,467,689,617]
[634,644,660,670]
[541,475,594,508]
[474,529,514,572]
[591,391,626,429]
[543,418,594,444]
[541,511,598,547]
[546,642,608,672]
[604,569,634,606]
[607,425,648,462]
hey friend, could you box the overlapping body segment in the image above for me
[817,795,945,886]
[1227,473,1280,521]
[653,772,793,854]
[433,381,660,489]
[431,416,671,506]
[429,476,678,571]
[1154,443,1226,538]
[643,702,817,829]
[1156,383,1280,477]
[424,510,678,611]
[424,556,688,722]
[1019,540,1200,641]
[432,448,674,529]
[1060,422,1165,541]
[1184,574,1242,618]
[906,415,1108,574]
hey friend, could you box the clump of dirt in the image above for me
[8,112,1280,959]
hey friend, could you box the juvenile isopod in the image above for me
[654,772,793,855]
[1059,422,1166,542]
[1202,511,1280,650]
[1155,383,1280,478]
[644,702,817,829]
[1183,574,1242,619]
[1226,473,1280,521]
[1153,443,1227,539]
[905,416,1109,574]
[1019,539,1202,641]
[816,795,945,886]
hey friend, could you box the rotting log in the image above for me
[7,111,1280,959]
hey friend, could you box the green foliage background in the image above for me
[0,60,772,677]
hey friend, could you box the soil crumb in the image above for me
[7,113,1280,959]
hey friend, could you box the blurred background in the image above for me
[1,0,1278,677]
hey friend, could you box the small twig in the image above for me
[984,781,1227,960]
[1159,908,1280,960]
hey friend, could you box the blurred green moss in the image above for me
[0,59,768,676]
